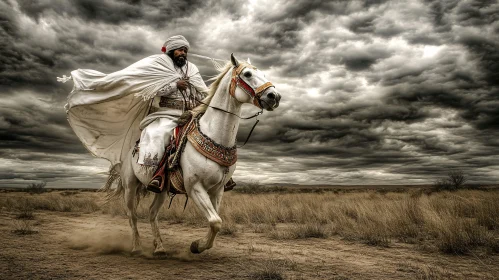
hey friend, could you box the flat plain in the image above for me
[0,186,498,279]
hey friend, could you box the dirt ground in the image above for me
[0,194,498,279]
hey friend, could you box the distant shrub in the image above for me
[433,178,452,191]
[233,181,287,194]
[15,201,35,220]
[60,191,79,196]
[12,220,38,235]
[433,171,468,191]
[448,171,468,188]
[26,181,47,194]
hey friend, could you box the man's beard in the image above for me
[173,55,187,67]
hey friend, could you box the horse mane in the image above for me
[178,61,244,125]
[190,62,233,116]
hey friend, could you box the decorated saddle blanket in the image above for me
[156,112,239,195]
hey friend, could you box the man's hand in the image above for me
[177,79,189,91]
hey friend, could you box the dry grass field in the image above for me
[0,187,498,279]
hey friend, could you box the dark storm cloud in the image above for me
[0,0,211,93]
[427,0,453,32]
[0,93,85,154]
[454,0,499,26]
[348,13,376,34]
[458,31,499,86]
[18,0,141,24]
[17,0,206,26]
[339,45,393,71]
[1,0,499,187]
[405,32,443,45]
[0,2,59,91]
[1,1,127,93]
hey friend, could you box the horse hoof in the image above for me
[190,240,201,254]
[131,249,142,256]
[153,250,167,257]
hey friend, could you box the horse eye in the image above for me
[244,71,252,78]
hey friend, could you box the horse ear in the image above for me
[231,53,239,67]
[247,57,251,64]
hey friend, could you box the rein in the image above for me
[194,97,263,120]
[187,63,273,148]
[193,97,262,148]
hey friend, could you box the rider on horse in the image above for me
[64,35,235,193]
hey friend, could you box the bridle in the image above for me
[190,63,275,147]
[193,62,275,119]
[228,63,275,109]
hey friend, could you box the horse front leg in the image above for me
[209,185,224,213]
[188,182,222,254]
[149,191,169,255]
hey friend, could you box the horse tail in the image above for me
[101,163,124,201]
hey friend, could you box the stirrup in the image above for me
[146,177,162,193]
[146,151,168,193]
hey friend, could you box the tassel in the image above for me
[134,91,155,101]
[189,53,228,72]
[57,75,72,83]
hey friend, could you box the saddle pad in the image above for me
[165,117,195,194]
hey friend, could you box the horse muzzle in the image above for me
[259,88,281,111]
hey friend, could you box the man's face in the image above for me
[172,47,187,67]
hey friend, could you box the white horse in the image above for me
[105,54,281,255]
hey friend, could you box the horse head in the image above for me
[229,53,281,111]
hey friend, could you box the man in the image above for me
[137,36,208,191]
[64,35,215,193]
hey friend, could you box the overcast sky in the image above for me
[1,0,498,188]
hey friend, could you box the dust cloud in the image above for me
[66,228,132,255]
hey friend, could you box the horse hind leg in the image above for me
[124,181,142,255]
[149,191,169,256]
[123,151,143,255]
[188,182,222,254]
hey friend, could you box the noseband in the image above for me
[228,63,274,109]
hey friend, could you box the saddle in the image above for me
[146,114,236,194]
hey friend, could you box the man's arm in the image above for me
[156,80,190,96]
[156,81,177,97]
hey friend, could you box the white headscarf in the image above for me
[162,35,190,53]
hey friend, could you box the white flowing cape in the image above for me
[65,54,207,167]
